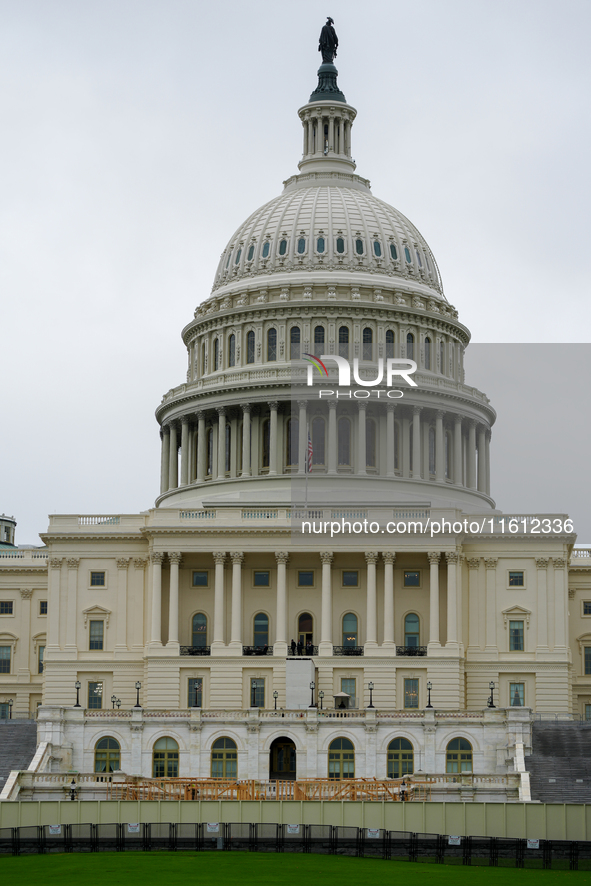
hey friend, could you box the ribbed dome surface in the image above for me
[212,181,444,296]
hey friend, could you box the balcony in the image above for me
[242,645,273,656]
[396,646,427,656]
[180,646,211,656]
[287,645,318,656]
[333,646,364,656]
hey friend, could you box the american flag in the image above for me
[307,429,313,473]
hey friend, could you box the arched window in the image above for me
[446,738,473,773]
[355,238,364,255]
[415,249,422,267]
[94,737,120,773]
[262,241,270,258]
[406,332,414,361]
[235,248,241,265]
[213,338,219,371]
[338,417,351,466]
[153,737,179,778]
[440,340,445,375]
[228,334,236,367]
[254,613,269,648]
[317,237,325,253]
[373,239,382,257]
[311,416,325,465]
[366,418,376,468]
[286,417,299,466]
[279,239,287,256]
[261,419,270,469]
[428,427,435,475]
[298,612,313,646]
[290,327,300,360]
[201,342,206,375]
[297,237,306,254]
[192,613,207,647]
[385,329,394,359]
[206,427,213,476]
[387,738,414,779]
[404,246,412,263]
[424,337,431,370]
[390,242,398,261]
[404,613,420,647]
[314,325,325,357]
[267,328,277,362]
[225,423,231,473]
[211,737,237,778]
[342,612,358,647]
[338,325,349,359]
[336,237,345,254]
[247,243,255,261]
[328,738,355,779]
[246,330,255,364]
[362,327,373,361]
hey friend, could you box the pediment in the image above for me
[502,605,531,627]
[82,605,111,628]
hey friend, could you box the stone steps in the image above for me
[525,722,591,803]
[0,721,38,786]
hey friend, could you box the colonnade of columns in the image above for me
[159,401,492,497]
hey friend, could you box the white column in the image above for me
[319,551,333,655]
[269,401,278,475]
[412,406,422,479]
[484,557,498,652]
[467,420,477,489]
[357,402,367,475]
[217,407,226,479]
[115,558,131,653]
[167,552,182,648]
[18,589,32,682]
[435,411,445,482]
[553,557,567,651]
[196,412,206,481]
[428,551,441,650]
[230,551,244,651]
[382,552,395,650]
[536,557,549,651]
[454,416,463,486]
[466,558,481,652]
[241,404,251,477]
[298,401,307,474]
[65,557,79,653]
[168,423,178,489]
[180,416,190,486]
[401,415,410,478]
[211,552,226,649]
[150,552,164,646]
[446,552,458,648]
[274,552,289,655]
[47,558,62,652]
[477,425,486,492]
[327,400,337,474]
[160,426,170,495]
[365,552,379,651]
[386,404,395,477]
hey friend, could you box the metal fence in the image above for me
[1,823,590,868]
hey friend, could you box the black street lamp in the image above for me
[488,681,496,709]
[192,681,201,707]
[74,681,81,708]
[309,681,315,707]
[7,699,13,720]
[69,779,77,801]
[426,681,433,709]
[319,690,324,710]
[400,779,407,802]
[134,681,142,708]
[273,690,278,710]
[111,695,117,709]
[368,682,375,709]
[116,699,121,709]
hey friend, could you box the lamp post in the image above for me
[7,699,13,720]
[111,695,117,709]
[319,690,324,710]
[116,699,121,709]
[488,681,496,709]
[400,779,406,802]
[273,690,278,711]
[134,681,142,708]
[426,681,433,709]
[309,681,315,708]
[74,681,81,708]
[368,682,375,709]
[192,681,201,708]
[69,779,77,801]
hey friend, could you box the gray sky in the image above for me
[1,0,590,544]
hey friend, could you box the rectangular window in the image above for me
[404,678,419,709]
[342,571,359,587]
[509,621,524,652]
[188,678,202,708]
[298,571,314,587]
[0,703,9,719]
[89,620,104,650]
[585,648,591,676]
[0,601,14,614]
[192,571,208,587]
[584,602,591,615]
[90,572,105,587]
[253,571,270,587]
[39,601,48,615]
[586,704,591,722]
[508,571,524,587]
[510,682,525,706]
[341,678,356,706]
[88,682,103,709]
[250,678,265,708]
[404,571,420,587]
[0,646,11,674]
[38,645,45,674]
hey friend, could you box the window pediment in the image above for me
[502,606,531,628]
[576,633,591,653]
[83,606,111,628]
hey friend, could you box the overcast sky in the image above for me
[1,0,590,544]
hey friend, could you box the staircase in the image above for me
[525,721,591,803]
[0,721,38,787]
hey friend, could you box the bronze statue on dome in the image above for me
[318,17,338,64]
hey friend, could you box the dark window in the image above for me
[509,571,524,587]
[192,571,208,586]
[425,337,431,370]
[290,327,300,359]
[262,241,270,258]
[328,738,355,779]
[584,602,591,615]
[247,244,255,261]
[390,243,398,261]
[235,248,241,265]
[250,677,265,707]
[362,327,373,361]
[246,330,255,364]
[336,237,345,254]
[342,612,358,646]
[510,683,525,706]
[206,428,213,475]
[440,341,445,374]
[342,571,358,587]
[89,620,104,650]
[0,647,10,673]
[279,239,287,256]
[254,613,269,647]
[213,338,219,371]
[90,572,105,587]
[298,571,314,587]
[404,571,420,587]
[211,737,237,778]
[355,238,364,255]
[95,737,120,773]
[267,328,277,361]
[404,246,412,263]
[153,737,179,778]
[228,334,236,367]
[338,325,349,358]
[317,237,325,253]
[88,681,103,709]
[38,645,44,674]
[225,423,231,472]
[388,738,414,778]
[585,648,591,675]
[404,613,420,646]
[188,678,202,708]
[509,621,524,651]
[446,738,472,773]
[406,332,414,361]
[287,417,299,466]
[312,416,325,465]
[297,238,306,254]
[314,325,325,357]
[386,329,394,358]
[338,418,351,466]
[366,419,376,468]
[261,419,270,468]
[404,678,419,708]
[254,571,270,587]
[192,613,207,647]
[0,602,13,614]
[373,240,382,257]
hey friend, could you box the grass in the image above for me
[0,852,589,886]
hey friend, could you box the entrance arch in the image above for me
[269,736,296,780]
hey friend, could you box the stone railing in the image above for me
[0,550,47,560]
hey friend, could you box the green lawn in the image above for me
[0,852,589,885]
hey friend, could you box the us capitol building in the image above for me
[1,39,590,797]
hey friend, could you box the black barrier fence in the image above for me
[0,823,590,869]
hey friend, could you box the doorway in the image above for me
[298,612,313,647]
[269,736,297,780]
